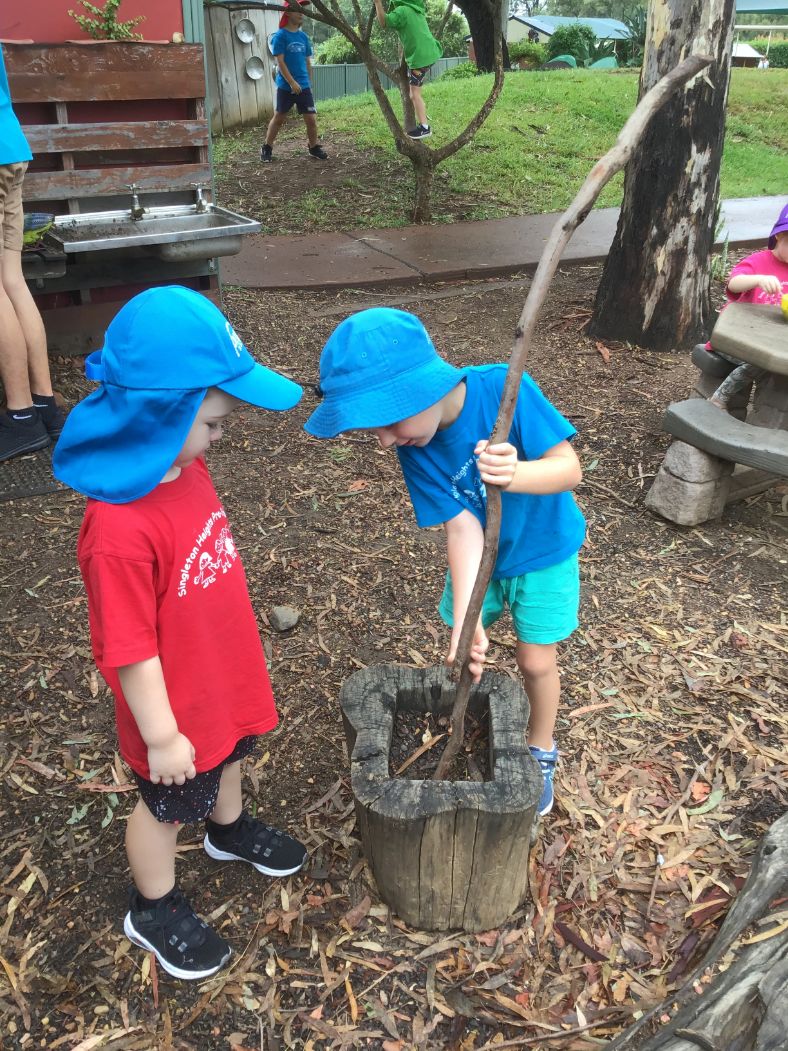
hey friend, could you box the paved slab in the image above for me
[220,197,785,291]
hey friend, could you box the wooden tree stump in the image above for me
[339,665,541,932]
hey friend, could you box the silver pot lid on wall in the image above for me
[235,18,255,43]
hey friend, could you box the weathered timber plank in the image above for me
[462,802,533,931]
[6,44,205,102]
[363,781,426,928]
[663,399,788,477]
[711,302,788,375]
[448,808,479,929]
[418,808,460,931]
[210,7,243,132]
[24,121,209,153]
[23,163,212,202]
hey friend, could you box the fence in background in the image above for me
[312,56,466,102]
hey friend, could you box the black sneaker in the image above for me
[123,888,231,981]
[308,145,328,160]
[34,400,67,440]
[407,124,432,139]
[204,812,307,876]
[0,409,50,462]
[260,143,273,163]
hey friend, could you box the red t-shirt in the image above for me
[77,458,278,779]
[726,248,788,306]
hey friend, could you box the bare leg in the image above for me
[125,798,180,899]
[264,111,287,147]
[410,84,428,127]
[1,248,51,401]
[516,642,560,751]
[208,761,243,825]
[303,113,319,148]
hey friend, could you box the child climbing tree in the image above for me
[372,0,443,139]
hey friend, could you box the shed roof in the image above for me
[509,15,632,41]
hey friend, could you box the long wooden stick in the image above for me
[433,52,713,780]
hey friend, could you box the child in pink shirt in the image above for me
[725,200,788,306]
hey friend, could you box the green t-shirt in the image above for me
[385,0,443,70]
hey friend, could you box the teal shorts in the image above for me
[438,553,580,646]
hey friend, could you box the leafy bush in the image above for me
[507,41,547,67]
[316,0,468,65]
[68,0,145,40]
[547,23,596,62]
[439,61,480,80]
[746,38,788,66]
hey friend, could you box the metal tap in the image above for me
[191,182,209,214]
[128,183,146,221]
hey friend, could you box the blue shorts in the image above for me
[438,553,580,645]
[276,87,316,114]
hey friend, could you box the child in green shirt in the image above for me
[374,0,442,139]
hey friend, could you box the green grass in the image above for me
[213,67,788,231]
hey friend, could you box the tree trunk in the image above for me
[412,157,435,223]
[456,0,502,72]
[588,0,735,350]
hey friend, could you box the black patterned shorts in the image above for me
[408,66,431,86]
[134,736,258,825]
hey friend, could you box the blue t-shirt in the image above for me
[0,45,32,166]
[270,28,313,91]
[397,365,586,579]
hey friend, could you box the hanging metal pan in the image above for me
[235,18,255,43]
[244,55,265,80]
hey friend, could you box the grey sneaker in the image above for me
[407,124,432,139]
[308,144,328,160]
[260,143,273,162]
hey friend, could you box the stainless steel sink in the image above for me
[47,204,261,261]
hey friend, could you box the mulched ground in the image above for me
[1,265,786,1050]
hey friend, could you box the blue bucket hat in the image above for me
[304,308,463,438]
[53,286,303,503]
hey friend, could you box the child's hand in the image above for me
[755,275,783,295]
[447,622,489,683]
[475,439,519,489]
[147,733,197,786]
[290,82,303,94]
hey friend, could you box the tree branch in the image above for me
[433,51,713,780]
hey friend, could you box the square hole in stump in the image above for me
[388,686,492,781]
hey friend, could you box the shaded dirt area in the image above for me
[215,126,487,235]
[1,266,787,1049]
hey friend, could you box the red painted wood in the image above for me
[1,0,183,45]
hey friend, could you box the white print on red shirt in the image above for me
[178,508,238,597]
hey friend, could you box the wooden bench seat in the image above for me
[663,398,788,477]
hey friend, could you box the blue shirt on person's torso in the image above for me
[397,365,586,579]
[0,45,32,165]
[270,29,313,91]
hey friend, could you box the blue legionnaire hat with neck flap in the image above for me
[304,307,463,439]
[53,285,303,504]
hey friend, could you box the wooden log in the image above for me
[340,665,540,931]
[605,813,788,1050]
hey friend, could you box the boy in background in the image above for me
[374,0,442,139]
[261,0,328,162]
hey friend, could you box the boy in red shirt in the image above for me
[53,286,306,980]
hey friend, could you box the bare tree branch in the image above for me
[433,52,713,780]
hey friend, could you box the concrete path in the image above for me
[220,196,784,291]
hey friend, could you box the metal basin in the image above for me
[47,204,261,260]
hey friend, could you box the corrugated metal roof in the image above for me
[509,15,632,41]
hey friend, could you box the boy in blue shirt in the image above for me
[305,309,585,815]
[261,0,328,162]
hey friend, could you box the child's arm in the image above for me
[727,273,783,296]
[475,438,582,495]
[373,0,388,28]
[444,509,490,683]
[118,656,197,786]
[275,53,302,93]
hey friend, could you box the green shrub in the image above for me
[508,41,547,67]
[68,0,145,40]
[547,23,596,62]
[439,61,479,80]
[746,38,788,66]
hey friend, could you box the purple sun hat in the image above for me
[768,201,788,249]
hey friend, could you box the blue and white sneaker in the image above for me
[529,742,559,816]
